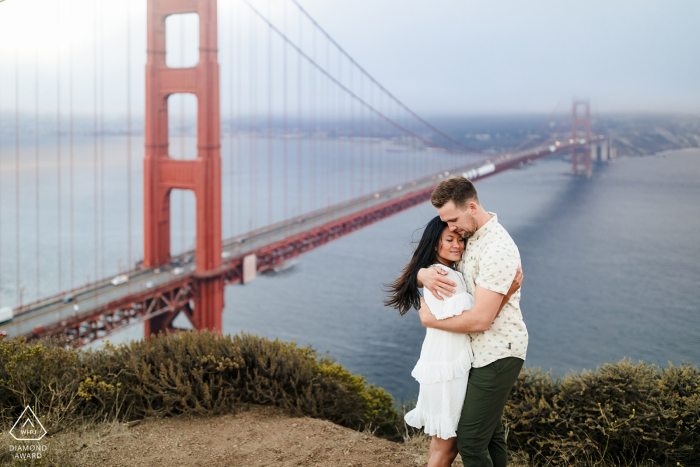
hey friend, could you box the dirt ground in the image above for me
[64,404,435,467]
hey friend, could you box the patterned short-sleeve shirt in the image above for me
[456,212,528,368]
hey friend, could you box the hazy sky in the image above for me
[0,0,698,117]
[299,0,700,115]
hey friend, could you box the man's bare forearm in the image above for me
[420,286,504,334]
[415,267,427,288]
[425,305,491,333]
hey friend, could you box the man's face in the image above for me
[437,200,478,239]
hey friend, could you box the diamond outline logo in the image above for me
[9,406,47,441]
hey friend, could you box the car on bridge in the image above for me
[62,295,75,304]
[0,306,14,325]
[111,274,129,286]
[171,267,185,276]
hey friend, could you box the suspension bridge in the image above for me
[0,0,613,346]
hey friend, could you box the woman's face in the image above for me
[436,226,465,263]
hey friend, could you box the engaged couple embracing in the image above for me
[386,175,528,467]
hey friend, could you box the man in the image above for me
[416,175,528,467]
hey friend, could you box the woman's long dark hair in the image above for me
[384,215,461,316]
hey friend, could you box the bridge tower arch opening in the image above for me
[571,100,592,177]
[143,0,223,338]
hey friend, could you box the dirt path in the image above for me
[70,405,427,467]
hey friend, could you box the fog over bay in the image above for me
[0,0,698,117]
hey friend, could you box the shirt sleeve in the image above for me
[475,242,519,295]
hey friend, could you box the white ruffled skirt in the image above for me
[404,280,474,440]
[404,341,473,440]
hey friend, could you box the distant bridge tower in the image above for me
[143,0,224,337]
[571,100,592,177]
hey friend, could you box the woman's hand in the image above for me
[496,266,523,316]
[507,266,523,298]
[418,298,438,328]
[417,267,457,300]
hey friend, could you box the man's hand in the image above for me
[417,267,456,300]
[418,298,438,328]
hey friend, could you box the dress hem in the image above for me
[404,409,462,440]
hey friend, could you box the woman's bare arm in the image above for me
[497,266,523,314]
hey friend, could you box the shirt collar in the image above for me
[470,212,498,242]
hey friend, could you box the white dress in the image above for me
[404,263,475,440]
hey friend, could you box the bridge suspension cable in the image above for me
[286,0,482,155]
[0,0,586,340]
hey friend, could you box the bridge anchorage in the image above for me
[0,0,613,348]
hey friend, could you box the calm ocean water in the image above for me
[217,149,700,401]
[8,144,700,402]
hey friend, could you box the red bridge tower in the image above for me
[571,100,592,177]
[143,0,224,337]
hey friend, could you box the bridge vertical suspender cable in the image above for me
[229,3,235,239]
[237,5,242,238]
[369,77,373,194]
[249,8,258,230]
[127,0,133,274]
[325,37,331,206]
[349,63,354,198]
[180,15,186,254]
[412,109,417,183]
[267,0,273,226]
[15,25,19,306]
[283,0,289,221]
[69,0,75,291]
[297,9,302,218]
[100,0,106,281]
[337,47,342,203]
[93,0,98,307]
[249,9,255,231]
[56,1,62,294]
[359,72,364,196]
[310,24,316,211]
[378,86,383,189]
[35,1,40,301]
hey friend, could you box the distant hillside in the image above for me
[598,114,700,156]
[429,113,700,156]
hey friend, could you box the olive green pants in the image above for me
[456,356,523,467]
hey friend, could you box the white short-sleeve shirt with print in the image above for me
[456,212,528,368]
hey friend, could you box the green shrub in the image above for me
[2,333,697,465]
[0,335,85,433]
[0,331,399,439]
[505,359,700,466]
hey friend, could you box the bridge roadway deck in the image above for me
[0,140,589,342]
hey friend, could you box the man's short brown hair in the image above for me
[430,176,479,210]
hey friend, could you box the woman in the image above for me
[385,216,522,467]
